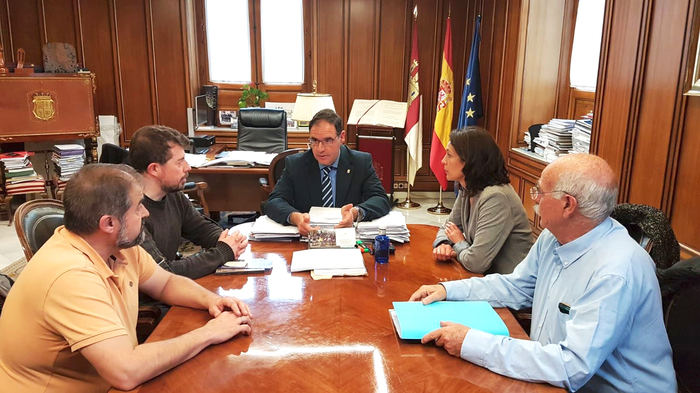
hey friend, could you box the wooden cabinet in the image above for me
[0,73,98,160]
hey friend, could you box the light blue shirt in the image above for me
[442,217,676,392]
[318,155,340,207]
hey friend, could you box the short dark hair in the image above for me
[129,125,190,172]
[309,109,342,136]
[450,126,509,197]
[63,164,141,235]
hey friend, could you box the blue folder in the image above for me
[391,301,509,340]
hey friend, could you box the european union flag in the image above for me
[457,15,483,128]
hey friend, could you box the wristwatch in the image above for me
[353,207,364,222]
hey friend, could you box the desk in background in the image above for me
[113,225,561,393]
[188,165,268,213]
[187,144,269,213]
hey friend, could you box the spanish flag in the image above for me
[429,17,453,191]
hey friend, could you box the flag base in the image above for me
[395,197,420,209]
[427,201,451,215]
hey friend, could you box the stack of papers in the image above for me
[309,206,342,226]
[390,301,509,340]
[1,151,46,195]
[290,248,367,277]
[192,150,278,167]
[572,118,592,153]
[249,215,300,241]
[357,211,410,243]
[51,144,85,181]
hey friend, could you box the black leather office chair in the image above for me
[237,108,287,153]
[610,203,680,269]
[657,257,700,393]
[99,143,130,164]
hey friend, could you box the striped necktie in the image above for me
[321,166,334,207]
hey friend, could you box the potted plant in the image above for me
[238,84,269,108]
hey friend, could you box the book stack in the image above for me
[536,119,575,162]
[357,211,410,243]
[0,151,46,195]
[50,144,86,195]
[51,144,85,182]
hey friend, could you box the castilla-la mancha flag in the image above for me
[404,14,422,186]
[429,17,454,191]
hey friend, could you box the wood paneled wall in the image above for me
[508,0,700,256]
[312,0,522,191]
[593,0,700,255]
[0,0,191,143]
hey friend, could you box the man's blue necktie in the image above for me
[321,166,334,207]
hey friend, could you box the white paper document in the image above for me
[190,150,278,167]
[334,227,357,248]
[290,248,366,273]
[309,206,342,225]
[251,215,300,234]
[346,99,408,128]
[184,153,209,168]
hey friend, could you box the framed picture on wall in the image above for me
[219,110,237,129]
[265,102,298,131]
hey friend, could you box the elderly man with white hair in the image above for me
[410,154,676,392]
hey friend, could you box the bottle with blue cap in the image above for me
[373,225,390,264]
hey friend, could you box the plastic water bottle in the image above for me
[374,226,390,264]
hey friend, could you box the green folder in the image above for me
[391,301,509,340]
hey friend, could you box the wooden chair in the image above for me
[13,198,64,261]
[259,148,306,195]
[183,181,210,217]
[13,198,161,343]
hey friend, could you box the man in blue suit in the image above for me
[264,109,391,235]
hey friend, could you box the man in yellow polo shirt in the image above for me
[0,164,252,393]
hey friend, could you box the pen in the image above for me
[558,302,570,314]
[355,240,370,253]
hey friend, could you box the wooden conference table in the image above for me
[115,225,561,393]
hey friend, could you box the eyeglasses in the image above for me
[308,136,339,148]
[529,186,569,201]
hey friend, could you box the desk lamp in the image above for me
[291,81,335,128]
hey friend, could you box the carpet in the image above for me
[0,257,27,281]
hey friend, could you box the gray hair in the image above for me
[554,169,618,224]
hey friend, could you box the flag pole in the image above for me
[397,4,421,210]
[396,151,420,209]
[427,187,451,215]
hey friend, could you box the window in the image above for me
[569,0,605,91]
[204,0,306,86]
